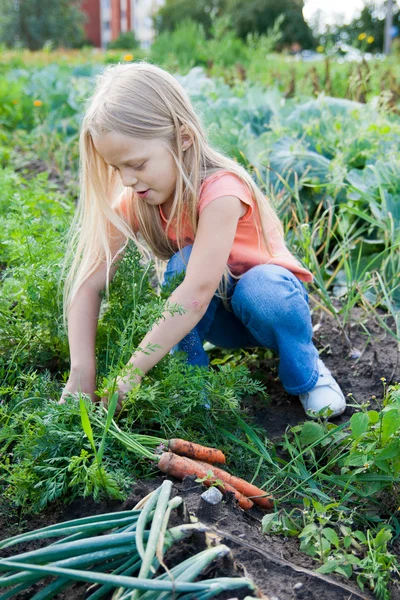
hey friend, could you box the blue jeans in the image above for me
[163,245,319,395]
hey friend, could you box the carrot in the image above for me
[193,460,274,510]
[168,439,226,464]
[158,452,253,510]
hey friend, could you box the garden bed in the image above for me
[1,308,399,599]
[0,477,375,600]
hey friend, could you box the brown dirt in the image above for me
[0,478,373,600]
[1,307,399,599]
[246,304,400,441]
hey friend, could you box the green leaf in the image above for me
[374,527,392,549]
[321,538,331,553]
[79,396,97,458]
[354,531,367,543]
[261,513,277,533]
[350,412,369,439]
[97,392,119,464]
[335,564,353,578]
[382,410,400,443]
[344,453,368,467]
[376,440,400,461]
[374,460,391,474]
[312,500,325,514]
[299,523,318,538]
[392,456,400,474]
[322,528,339,549]
[368,410,379,424]
[210,354,234,365]
[357,574,365,591]
[317,561,340,574]
[299,422,325,447]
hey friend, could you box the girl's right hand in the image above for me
[101,373,142,414]
[59,369,97,404]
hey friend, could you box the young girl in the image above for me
[60,61,346,418]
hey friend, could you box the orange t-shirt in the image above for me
[118,170,313,282]
[158,170,313,282]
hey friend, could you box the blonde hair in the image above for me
[62,61,283,327]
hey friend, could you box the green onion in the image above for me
[0,546,138,587]
[0,483,256,600]
[155,496,182,566]
[134,487,161,561]
[0,561,233,594]
[178,578,256,600]
[138,545,231,600]
[85,557,142,600]
[0,511,141,550]
[0,533,139,573]
[131,480,173,599]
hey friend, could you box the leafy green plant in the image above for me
[252,385,400,598]
[0,390,136,512]
[107,31,140,50]
[296,503,398,600]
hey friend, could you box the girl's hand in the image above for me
[59,369,96,404]
[102,372,142,413]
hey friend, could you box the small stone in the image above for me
[293,582,303,590]
[201,487,223,505]
[197,487,223,522]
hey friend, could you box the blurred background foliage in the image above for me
[0,0,398,53]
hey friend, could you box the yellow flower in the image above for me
[33,100,43,107]
[358,32,367,41]
[367,36,375,44]
[316,45,324,53]
[123,54,133,61]
[381,377,386,382]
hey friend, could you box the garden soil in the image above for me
[1,307,400,600]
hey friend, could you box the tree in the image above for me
[322,1,400,53]
[0,0,87,50]
[154,0,315,48]
[225,0,315,49]
[154,0,229,37]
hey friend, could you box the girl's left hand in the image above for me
[101,373,142,413]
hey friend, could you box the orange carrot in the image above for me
[193,460,274,510]
[168,439,226,464]
[158,452,253,510]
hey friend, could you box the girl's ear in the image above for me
[179,125,193,152]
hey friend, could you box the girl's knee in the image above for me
[232,264,308,320]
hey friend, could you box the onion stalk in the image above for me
[0,483,256,599]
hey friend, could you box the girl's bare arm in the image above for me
[61,234,126,402]
[124,195,245,378]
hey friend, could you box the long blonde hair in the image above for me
[62,61,283,327]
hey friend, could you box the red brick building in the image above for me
[81,0,164,49]
[81,0,131,48]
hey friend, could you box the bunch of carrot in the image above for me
[157,438,273,511]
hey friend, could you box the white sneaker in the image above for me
[299,359,346,418]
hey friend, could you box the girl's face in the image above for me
[94,131,187,212]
